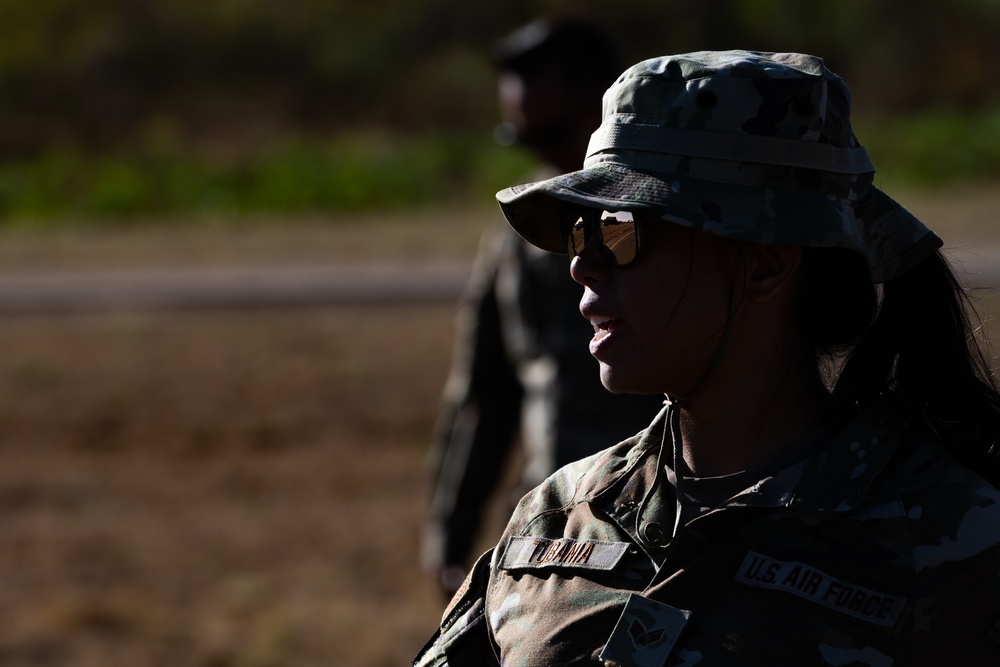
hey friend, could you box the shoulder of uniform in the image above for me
[508,432,650,525]
[886,436,1000,559]
[881,439,1000,654]
[415,549,498,667]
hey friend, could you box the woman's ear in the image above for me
[746,243,803,302]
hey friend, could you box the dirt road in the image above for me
[0,262,473,313]
[0,193,997,314]
[0,248,996,315]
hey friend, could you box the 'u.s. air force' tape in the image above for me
[500,536,630,571]
[735,551,906,628]
[599,594,691,667]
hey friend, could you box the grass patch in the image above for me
[0,131,535,228]
[855,106,1000,188]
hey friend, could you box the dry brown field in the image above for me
[0,188,998,667]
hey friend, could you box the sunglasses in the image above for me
[566,209,641,268]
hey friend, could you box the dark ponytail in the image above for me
[803,249,1000,486]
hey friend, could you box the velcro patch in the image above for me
[500,536,629,571]
[735,551,906,628]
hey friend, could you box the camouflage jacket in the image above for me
[414,400,1000,666]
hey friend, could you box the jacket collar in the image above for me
[587,399,909,522]
[731,400,908,512]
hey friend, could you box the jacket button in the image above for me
[642,522,666,545]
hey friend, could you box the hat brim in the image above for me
[496,163,940,283]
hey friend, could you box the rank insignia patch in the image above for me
[600,594,691,667]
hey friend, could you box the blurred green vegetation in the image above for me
[0,133,537,225]
[0,0,998,224]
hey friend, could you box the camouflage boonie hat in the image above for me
[496,50,942,283]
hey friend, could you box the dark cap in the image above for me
[492,15,621,87]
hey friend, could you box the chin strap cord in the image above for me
[634,398,684,552]
[635,245,749,547]
[672,243,747,405]
[667,399,685,541]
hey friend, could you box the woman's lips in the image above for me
[588,316,623,355]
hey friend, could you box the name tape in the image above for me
[500,536,630,571]
[735,551,906,628]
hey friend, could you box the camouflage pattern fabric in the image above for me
[414,398,1000,665]
[495,50,942,283]
[423,213,664,573]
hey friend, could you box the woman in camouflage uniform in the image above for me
[415,50,1000,666]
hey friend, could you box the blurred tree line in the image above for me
[0,0,998,220]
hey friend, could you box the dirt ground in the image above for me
[0,188,998,667]
[0,208,497,667]
[0,306,464,667]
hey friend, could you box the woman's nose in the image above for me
[569,236,610,287]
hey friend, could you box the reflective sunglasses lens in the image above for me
[566,211,639,267]
[568,218,587,257]
[598,212,637,266]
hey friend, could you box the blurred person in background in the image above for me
[421,15,664,599]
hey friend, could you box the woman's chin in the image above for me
[598,364,659,396]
